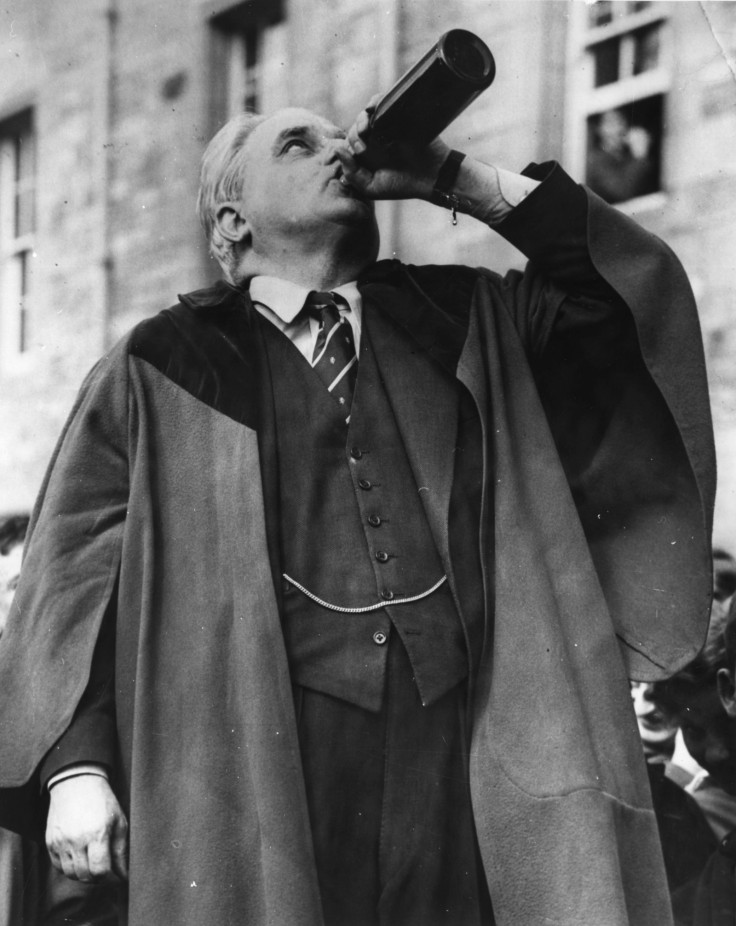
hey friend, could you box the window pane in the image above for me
[593,38,620,87]
[0,111,35,365]
[243,29,260,112]
[633,24,660,74]
[15,188,34,238]
[18,249,28,352]
[588,2,613,28]
[0,142,12,247]
[15,131,34,183]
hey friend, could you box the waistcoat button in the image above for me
[381,589,394,601]
[372,631,388,646]
[367,514,382,527]
[375,550,389,563]
[358,478,372,490]
[350,447,363,460]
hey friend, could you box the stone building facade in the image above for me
[1,0,735,545]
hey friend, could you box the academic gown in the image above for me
[0,163,715,926]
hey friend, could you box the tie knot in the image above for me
[303,290,345,323]
[305,290,337,307]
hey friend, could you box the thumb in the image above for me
[110,811,129,881]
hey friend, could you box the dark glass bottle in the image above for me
[360,29,495,168]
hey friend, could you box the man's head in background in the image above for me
[717,594,736,725]
[713,547,736,603]
[630,681,678,763]
[652,599,736,796]
[0,514,29,638]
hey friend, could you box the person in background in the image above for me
[712,548,736,604]
[0,515,27,639]
[586,107,657,204]
[632,680,679,764]
[669,593,736,924]
[653,600,736,844]
[631,679,717,894]
[663,547,736,792]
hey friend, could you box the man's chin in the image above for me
[332,201,378,235]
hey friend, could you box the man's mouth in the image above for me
[330,169,371,207]
[333,169,356,196]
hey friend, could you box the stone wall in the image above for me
[1,0,735,551]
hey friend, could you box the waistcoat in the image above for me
[259,306,474,712]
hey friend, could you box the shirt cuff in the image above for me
[492,162,589,262]
[47,763,110,792]
[495,167,540,209]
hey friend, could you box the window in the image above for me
[224,23,261,114]
[568,1,669,205]
[210,2,286,122]
[0,110,35,367]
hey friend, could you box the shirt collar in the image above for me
[249,275,361,325]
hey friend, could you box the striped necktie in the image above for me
[304,291,358,423]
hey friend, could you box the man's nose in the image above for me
[320,138,345,165]
[631,682,654,712]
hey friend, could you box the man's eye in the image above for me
[282,139,309,153]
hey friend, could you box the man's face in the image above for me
[677,687,736,795]
[598,110,628,152]
[237,108,379,258]
[630,682,677,758]
[713,554,736,602]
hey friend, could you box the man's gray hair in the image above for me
[196,112,267,278]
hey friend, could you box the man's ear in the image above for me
[214,203,251,245]
[717,667,736,718]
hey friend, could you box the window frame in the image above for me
[565,1,671,208]
[0,109,36,372]
[209,1,285,125]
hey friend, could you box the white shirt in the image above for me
[249,276,362,360]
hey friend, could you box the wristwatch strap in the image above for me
[429,150,466,223]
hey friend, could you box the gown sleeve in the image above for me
[0,344,130,835]
[487,162,715,678]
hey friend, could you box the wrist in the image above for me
[473,165,514,225]
[429,150,470,224]
[406,141,451,200]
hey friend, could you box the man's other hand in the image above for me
[46,774,129,882]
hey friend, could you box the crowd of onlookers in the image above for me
[1,513,735,924]
[632,548,736,925]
